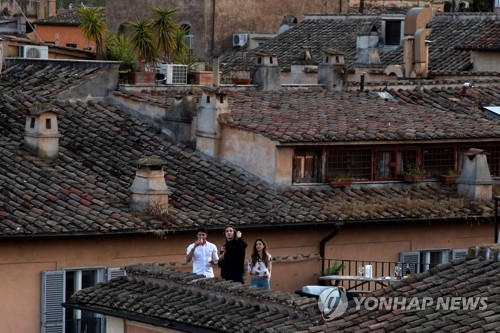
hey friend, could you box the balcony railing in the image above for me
[323,258,437,292]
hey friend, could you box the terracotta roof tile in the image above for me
[221,12,500,75]
[0,60,498,239]
[66,263,323,332]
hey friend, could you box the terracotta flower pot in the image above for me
[404,174,425,183]
[440,174,458,184]
[329,178,353,188]
[231,77,252,85]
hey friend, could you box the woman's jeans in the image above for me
[250,276,270,289]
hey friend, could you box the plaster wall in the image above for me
[0,222,493,332]
[275,147,294,186]
[0,229,323,332]
[35,25,94,49]
[471,51,500,72]
[105,0,337,59]
[220,127,277,184]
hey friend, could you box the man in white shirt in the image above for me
[186,227,219,277]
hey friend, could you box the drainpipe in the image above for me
[212,0,216,56]
[319,226,340,274]
[495,196,500,243]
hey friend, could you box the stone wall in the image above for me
[106,0,339,60]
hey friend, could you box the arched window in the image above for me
[181,24,193,55]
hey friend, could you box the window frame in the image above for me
[41,266,125,333]
[292,149,323,184]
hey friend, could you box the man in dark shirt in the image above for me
[218,224,247,283]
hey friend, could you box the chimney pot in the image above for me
[129,155,169,213]
[24,103,62,160]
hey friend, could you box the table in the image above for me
[318,275,399,292]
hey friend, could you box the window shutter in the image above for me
[41,270,65,333]
[450,249,468,260]
[400,251,419,275]
[107,267,126,281]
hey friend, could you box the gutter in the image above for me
[319,226,340,274]
[62,303,219,333]
[0,216,489,241]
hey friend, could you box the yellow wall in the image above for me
[0,222,493,332]
[35,25,95,50]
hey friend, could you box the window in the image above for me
[41,267,125,333]
[66,44,77,48]
[181,24,193,55]
[293,150,321,183]
[400,248,466,275]
[184,35,194,55]
[327,148,371,180]
[315,143,500,184]
[385,20,402,46]
[46,118,52,129]
[30,117,35,128]
[423,146,456,177]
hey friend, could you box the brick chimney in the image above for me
[251,51,281,91]
[24,103,62,160]
[457,148,493,201]
[129,156,169,213]
[318,48,346,91]
[195,86,229,158]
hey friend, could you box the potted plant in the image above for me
[124,6,189,85]
[329,172,353,188]
[404,163,425,182]
[440,169,459,184]
[319,260,345,286]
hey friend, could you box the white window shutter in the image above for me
[41,270,65,333]
[400,251,419,275]
[107,267,126,281]
[450,248,468,260]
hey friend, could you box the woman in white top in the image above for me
[247,238,272,289]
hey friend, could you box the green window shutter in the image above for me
[450,248,468,260]
[399,251,419,275]
[41,270,65,333]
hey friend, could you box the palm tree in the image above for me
[124,19,158,71]
[170,25,190,63]
[106,33,136,71]
[77,6,107,60]
[150,6,181,64]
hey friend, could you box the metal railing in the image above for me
[323,258,435,292]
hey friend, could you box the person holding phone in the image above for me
[218,224,247,283]
[186,226,218,278]
[248,238,272,289]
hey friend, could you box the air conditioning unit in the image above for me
[158,64,188,84]
[232,33,248,47]
[19,45,49,59]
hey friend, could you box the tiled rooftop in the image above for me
[67,244,500,332]
[67,263,323,332]
[219,88,500,143]
[0,60,497,239]
[298,244,500,332]
[35,9,86,25]
[220,12,500,75]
